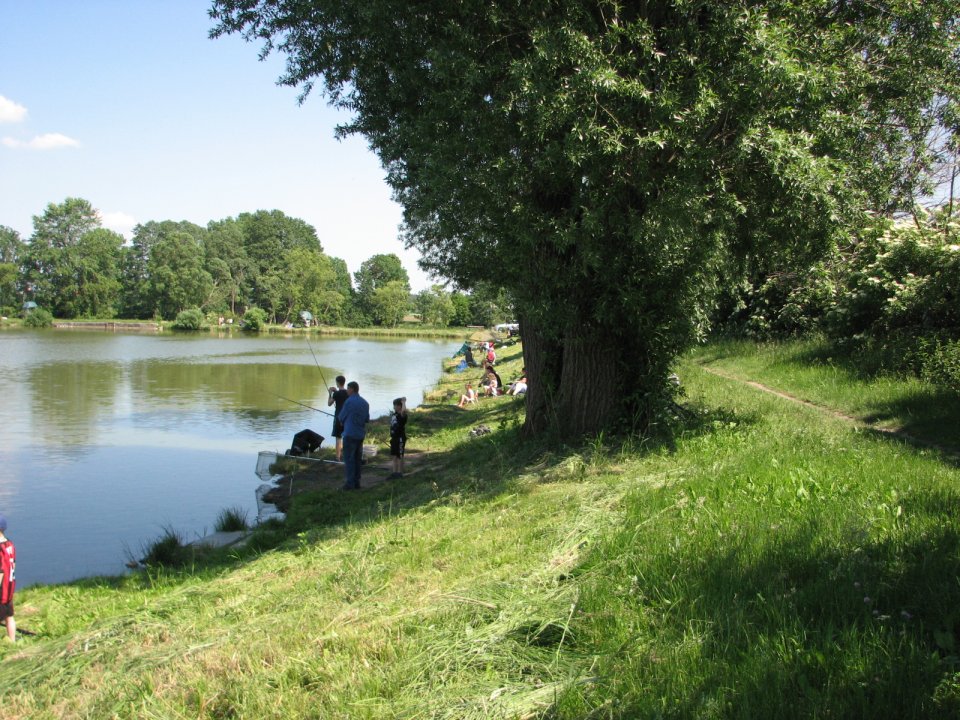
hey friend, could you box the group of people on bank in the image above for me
[457,340,527,407]
[326,375,407,489]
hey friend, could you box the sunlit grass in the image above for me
[693,337,960,450]
[2,339,958,718]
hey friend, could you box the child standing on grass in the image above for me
[0,514,16,642]
[389,397,408,479]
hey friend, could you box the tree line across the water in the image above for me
[0,197,513,328]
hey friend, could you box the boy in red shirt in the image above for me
[0,514,15,642]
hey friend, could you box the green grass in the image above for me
[2,339,958,718]
[693,337,960,451]
[213,506,249,533]
[136,526,192,569]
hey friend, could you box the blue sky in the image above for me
[0,1,434,291]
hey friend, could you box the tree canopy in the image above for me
[211,0,960,439]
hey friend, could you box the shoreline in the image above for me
[2,317,470,339]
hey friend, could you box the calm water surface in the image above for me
[0,329,458,586]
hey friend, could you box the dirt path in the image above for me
[698,363,960,462]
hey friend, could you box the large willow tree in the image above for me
[211,0,958,439]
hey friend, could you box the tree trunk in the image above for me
[554,333,619,439]
[521,317,620,440]
[519,314,557,438]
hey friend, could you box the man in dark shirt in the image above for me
[327,375,349,462]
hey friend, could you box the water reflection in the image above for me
[27,360,123,451]
[0,330,459,586]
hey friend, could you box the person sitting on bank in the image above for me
[483,368,502,396]
[507,371,528,396]
[458,383,477,408]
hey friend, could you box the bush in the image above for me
[23,308,53,328]
[922,339,960,394]
[172,308,205,331]
[242,307,268,332]
[214,506,249,533]
[741,264,839,339]
[139,526,191,568]
[826,215,960,339]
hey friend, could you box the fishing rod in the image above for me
[275,393,335,417]
[304,332,332,391]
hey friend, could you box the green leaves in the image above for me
[211,0,960,437]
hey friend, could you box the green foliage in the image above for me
[213,506,249,533]
[449,291,472,326]
[20,198,124,318]
[415,284,455,326]
[5,197,393,327]
[370,279,410,327]
[122,220,209,319]
[725,260,841,339]
[827,214,960,341]
[212,0,959,438]
[204,217,252,317]
[172,308,205,331]
[922,340,960,394]
[242,306,268,332]
[726,211,960,391]
[23,307,53,327]
[0,226,23,311]
[354,253,410,321]
[278,246,336,324]
[146,229,213,320]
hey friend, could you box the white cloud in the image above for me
[2,132,80,150]
[0,96,27,123]
[101,211,138,237]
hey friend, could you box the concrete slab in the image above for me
[190,530,248,549]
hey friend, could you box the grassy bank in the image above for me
[693,337,960,452]
[1,341,958,718]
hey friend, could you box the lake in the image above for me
[0,329,459,587]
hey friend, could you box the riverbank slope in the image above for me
[2,340,959,718]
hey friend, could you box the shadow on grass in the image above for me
[793,343,960,459]
[96,381,757,596]
[570,492,960,719]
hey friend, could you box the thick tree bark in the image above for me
[521,316,621,440]
[554,333,619,439]
[519,314,558,438]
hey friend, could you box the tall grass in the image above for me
[213,506,249,533]
[552,357,960,718]
[694,337,960,450]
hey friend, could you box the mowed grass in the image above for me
[2,340,959,718]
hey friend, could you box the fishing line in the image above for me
[275,393,335,417]
[304,332,332,391]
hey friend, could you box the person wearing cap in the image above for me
[0,514,16,642]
